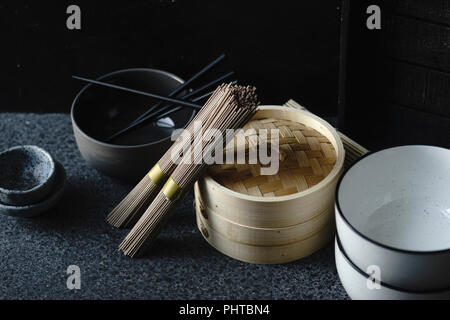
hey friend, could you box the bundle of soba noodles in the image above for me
[106,84,237,228]
[119,84,259,257]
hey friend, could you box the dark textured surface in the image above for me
[0,113,348,300]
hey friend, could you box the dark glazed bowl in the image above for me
[0,145,56,206]
[71,68,195,182]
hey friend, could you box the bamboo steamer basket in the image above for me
[196,209,334,264]
[197,105,345,228]
[194,182,334,246]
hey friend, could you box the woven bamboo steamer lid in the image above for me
[196,209,334,264]
[197,105,345,228]
[194,182,334,246]
[283,99,368,169]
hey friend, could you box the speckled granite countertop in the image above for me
[0,113,348,300]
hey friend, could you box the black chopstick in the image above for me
[104,73,235,142]
[104,90,215,143]
[72,75,203,110]
[152,80,238,122]
[129,53,227,126]
[153,91,216,122]
[110,80,238,141]
[104,91,214,142]
[125,71,234,128]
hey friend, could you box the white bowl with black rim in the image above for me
[335,236,450,300]
[335,145,450,292]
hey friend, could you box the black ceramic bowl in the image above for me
[71,68,195,182]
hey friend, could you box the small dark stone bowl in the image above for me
[0,161,66,218]
[0,146,56,206]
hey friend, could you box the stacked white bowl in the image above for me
[334,145,450,299]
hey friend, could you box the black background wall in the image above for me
[0,1,341,117]
[340,0,450,149]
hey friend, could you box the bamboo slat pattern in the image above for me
[209,118,337,197]
[283,99,369,169]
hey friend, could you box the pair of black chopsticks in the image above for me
[72,53,235,142]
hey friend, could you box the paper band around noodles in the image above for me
[162,178,182,201]
[148,163,167,186]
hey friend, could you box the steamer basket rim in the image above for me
[202,105,345,202]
